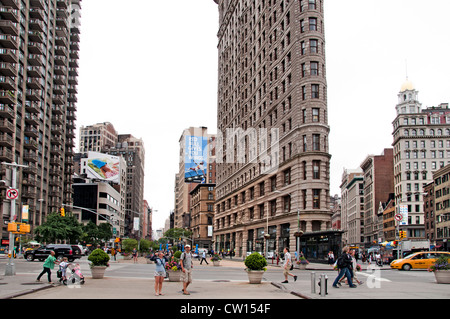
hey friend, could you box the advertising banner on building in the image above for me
[399,204,408,225]
[86,151,121,183]
[184,135,208,183]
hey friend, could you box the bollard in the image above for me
[311,272,316,294]
[319,273,328,297]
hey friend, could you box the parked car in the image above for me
[390,251,450,271]
[24,244,82,262]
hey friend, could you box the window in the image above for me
[311,84,319,98]
[283,196,291,212]
[313,160,320,179]
[310,61,319,75]
[309,17,317,31]
[310,39,318,53]
[312,134,320,151]
[308,0,316,9]
[312,108,319,122]
[313,189,320,208]
[283,168,291,185]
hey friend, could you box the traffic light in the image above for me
[60,207,65,217]
[399,230,406,240]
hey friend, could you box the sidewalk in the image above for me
[1,258,448,299]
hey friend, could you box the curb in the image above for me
[1,282,56,300]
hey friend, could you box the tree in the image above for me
[34,213,83,244]
[163,228,193,242]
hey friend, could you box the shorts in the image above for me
[181,269,192,283]
[154,270,166,277]
[283,267,290,276]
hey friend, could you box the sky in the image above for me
[75,0,450,231]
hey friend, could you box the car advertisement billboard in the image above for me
[184,135,208,183]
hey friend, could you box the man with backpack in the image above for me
[332,246,357,288]
[180,245,194,295]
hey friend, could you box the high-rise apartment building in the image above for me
[213,0,334,259]
[392,79,450,240]
[0,0,81,240]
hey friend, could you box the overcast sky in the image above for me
[75,0,450,231]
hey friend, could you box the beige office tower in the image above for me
[213,0,336,259]
[0,0,82,238]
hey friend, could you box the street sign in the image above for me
[6,188,19,200]
[395,214,403,222]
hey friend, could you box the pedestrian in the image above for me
[200,250,209,265]
[111,247,116,261]
[332,246,357,288]
[328,251,335,265]
[58,257,69,284]
[281,247,297,283]
[154,250,166,296]
[180,244,193,295]
[132,248,138,263]
[36,251,59,284]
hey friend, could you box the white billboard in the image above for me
[86,151,121,183]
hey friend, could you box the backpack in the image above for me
[337,255,346,268]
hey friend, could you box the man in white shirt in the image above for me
[281,247,297,283]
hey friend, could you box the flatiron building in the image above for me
[213,0,336,259]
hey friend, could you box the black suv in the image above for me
[25,244,82,262]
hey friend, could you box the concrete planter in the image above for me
[434,271,450,284]
[246,270,264,284]
[167,270,181,282]
[213,261,221,267]
[298,263,307,270]
[90,266,107,279]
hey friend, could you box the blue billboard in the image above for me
[184,135,208,183]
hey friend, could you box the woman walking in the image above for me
[154,251,166,296]
[36,251,59,284]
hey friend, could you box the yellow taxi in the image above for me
[390,251,450,271]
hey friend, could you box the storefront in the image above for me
[300,230,343,262]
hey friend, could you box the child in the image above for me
[59,257,69,283]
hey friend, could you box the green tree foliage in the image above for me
[122,238,138,253]
[163,228,193,241]
[34,213,83,244]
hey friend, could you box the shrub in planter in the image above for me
[244,252,267,284]
[88,248,110,267]
[244,252,267,271]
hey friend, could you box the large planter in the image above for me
[298,263,307,270]
[213,260,221,267]
[434,271,450,284]
[90,266,107,279]
[167,270,181,282]
[246,270,265,284]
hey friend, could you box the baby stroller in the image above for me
[64,263,85,285]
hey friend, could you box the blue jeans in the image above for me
[333,267,354,287]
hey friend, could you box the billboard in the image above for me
[86,151,121,183]
[184,135,208,183]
